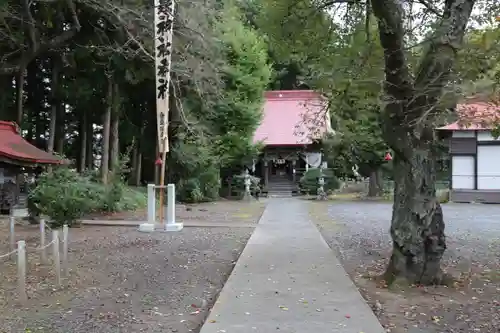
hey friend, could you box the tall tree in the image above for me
[245,0,497,284]
[369,0,476,284]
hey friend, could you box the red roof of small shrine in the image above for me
[0,121,64,165]
[253,90,330,146]
[437,102,500,131]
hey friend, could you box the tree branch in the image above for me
[316,0,363,11]
[417,0,442,16]
[370,0,415,155]
[409,0,475,129]
[0,0,81,75]
[21,0,38,51]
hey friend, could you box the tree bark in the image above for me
[131,143,138,184]
[47,57,60,155]
[109,82,120,173]
[55,99,65,155]
[0,0,81,75]
[130,140,143,186]
[132,125,144,186]
[26,60,39,143]
[86,118,94,170]
[135,150,142,186]
[79,111,88,173]
[367,169,383,197]
[101,77,112,184]
[371,0,476,285]
[15,69,25,126]
[384,145,446,285]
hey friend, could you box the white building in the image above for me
[438,101,500,203]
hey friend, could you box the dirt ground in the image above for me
[0,200,266,333]
[86,199,267,225]
[311,200,500,333]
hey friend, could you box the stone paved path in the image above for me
[199,198,385,333]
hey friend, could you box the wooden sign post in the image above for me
[154,0,175,226]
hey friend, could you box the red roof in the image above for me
[253,90,330,146]
[437,102,500,131]
[0,121,64,165]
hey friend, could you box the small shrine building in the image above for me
[252,90,333,195]
[0,121,64,213]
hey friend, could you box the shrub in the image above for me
[28,167,147,227]
[178,178,205,203]
[29,168,101,227]
[102,180,124,213]
[176,162,221,203]
[230,173,261,198]
[437,189,450,203]
[299,168,340,194]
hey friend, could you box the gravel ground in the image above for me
[312,201,500,333]
[0,217,257,332]
[86,200,268,225]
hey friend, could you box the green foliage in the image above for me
[252,1,389,178]
[170,134,221,203]
[28,167,146,227]
[231,173,261,197]
[299,168,340,194]
[29,168,99,227]
[320,20,388,179]
[167,2,271,203]
[211,3,271,167]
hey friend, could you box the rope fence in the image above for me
[1,217,69,304]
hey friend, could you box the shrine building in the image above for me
[252,90,333,196]
[0,121,64,214]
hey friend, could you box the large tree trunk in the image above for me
[47,57,60,155]
[367,169,383,197]
[79,111,88,173]
[15,69,25,125]
[384,146,446,285]
[101,77,112,184]
[109,82,120,173]
[26,61,38,143]
[86,116,94,169]
[371,0,475,285]
[0,75,14,120]
[131,125,144,186]
[135,150,142,186]
[55,101,65,154]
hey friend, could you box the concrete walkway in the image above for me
[200,199,385,333]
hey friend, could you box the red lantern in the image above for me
[384,152,392,161]
[155,157,162,165]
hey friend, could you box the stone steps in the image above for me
[266,177,296,197]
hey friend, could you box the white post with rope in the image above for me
[9,216,15,259]
[147,183,156,223]
[40,219,47,264]
[62,224,69,276]
[52,230,61,286]
[165,183,182,231]
[139,184,157,232]
[17,240,27,303]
